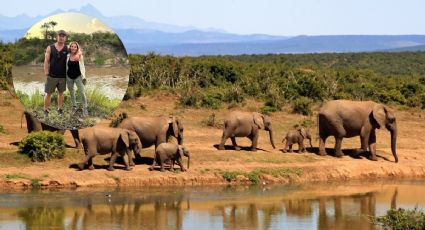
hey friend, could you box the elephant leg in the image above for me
[319,136,327,156]
[177,158,186,172]
[108,152,118,171]
[121,152,132,171]
[87,157,94,170]
[282,141,289,153]
[159,160,165,172]
[368,130,378,161]
[334,136,344,157]
[218,130,230,150]
[288,144,293,153]
[231,137,241,151]
[299,141,305,153]
[250,131,259,151]
[127,150,135,167]
[78,154,91,170]
[149,156,157,171]
[170,159,175,172]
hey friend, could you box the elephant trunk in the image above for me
[390,124,398,163]
[187,153,190,169]
[177,133,183,145]
[268,129,276,149]
[309,138,313,148]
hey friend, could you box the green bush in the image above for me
[110,112,128,127]
[292,97,313,115]
[0,124,5,134]
[19,131,65,162]
[200,93,223,109]
[373,207,425,230]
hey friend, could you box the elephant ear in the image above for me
[372,104,387,129]
[119,131,130,148]
[298,128,307,139]
[167,116,179,137]
[253,113,265,130]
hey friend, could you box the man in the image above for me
[43,29,68,117]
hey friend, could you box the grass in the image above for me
[218,167,303,184]
[16,88,120,129]
[371,207,425,230]
[1,172,47,187]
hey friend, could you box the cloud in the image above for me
[86,18,112,33]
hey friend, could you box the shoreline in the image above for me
[1,157,425,189]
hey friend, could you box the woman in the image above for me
[66,41,88,116]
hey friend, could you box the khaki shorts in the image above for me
[45,76,66,94]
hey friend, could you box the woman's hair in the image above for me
[68,41,82,55]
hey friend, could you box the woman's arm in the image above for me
[79,54,86,79]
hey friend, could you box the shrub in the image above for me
[200,113,222,128]
[19,131,65,162]
[372,207,425,230]
[0,124,5,134]
[223,87,245,103]
[292,97,313,115]
[110,112,128,127]
[200,93,223,109]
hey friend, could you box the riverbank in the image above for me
[1,91,425,188]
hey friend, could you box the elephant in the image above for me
[318,100,398,162]
[117,115,183,159]
[77,126,142,171]
[218,111,276,151]
[149,143,190,172]
[282,127,313,153]
[21,111,80,148]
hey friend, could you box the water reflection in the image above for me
[0,181,424,230]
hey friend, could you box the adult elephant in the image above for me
[218,111,276,151]
[117,115,183,156]
[318,100,398,162]
[21,111,80,148]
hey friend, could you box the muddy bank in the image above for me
[1,156,425,189]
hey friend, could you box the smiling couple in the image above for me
[43,29,88,117]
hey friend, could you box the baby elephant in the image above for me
[150,143,190,172]
[282,128,313,153]
[78,126,142,171]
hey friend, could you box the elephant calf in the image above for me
[78,127,142,171]
[150,143,190,172]
[282,128,313,153]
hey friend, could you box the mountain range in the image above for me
[1,4,425,56]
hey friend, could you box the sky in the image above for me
[1,0,424,36]
[25,12,112,38]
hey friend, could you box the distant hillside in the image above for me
[383,44,425,52]
[2,5,425,56]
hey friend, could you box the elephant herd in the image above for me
[22,99,399,171]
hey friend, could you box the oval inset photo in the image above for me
[12,12,129,130]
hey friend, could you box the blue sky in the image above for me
[1,0,424,36]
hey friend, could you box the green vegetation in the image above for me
[219,167,303,184]
[126,52,425,113]
[19,131,65,162]
[0,42,14,89]
[14,30,126,66]
[16,88,119,129]
[0,124,5,134]
[372,207,425,230]
[200,113,223,128]
[110,112,128,127]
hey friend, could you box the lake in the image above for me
[12,65,129,100]
[0,180,424,230]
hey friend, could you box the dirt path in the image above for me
[1,91,425,188]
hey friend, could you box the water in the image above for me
[0,181,424,230]
[12,65,129,100]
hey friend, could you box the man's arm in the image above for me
[43,46,51,76]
